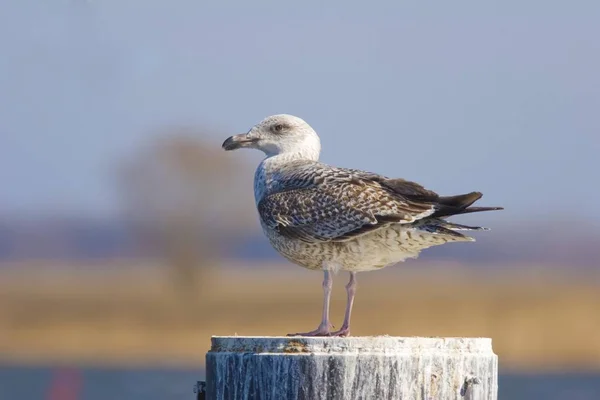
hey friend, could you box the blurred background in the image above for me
[1,1,599,399]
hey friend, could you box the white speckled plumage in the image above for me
[222,114,502,335]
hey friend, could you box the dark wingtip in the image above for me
[433,194,503,218]
[438,191,483,209]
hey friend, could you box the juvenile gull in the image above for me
[222,114,503,337]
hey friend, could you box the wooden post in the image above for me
[206,336,498,400]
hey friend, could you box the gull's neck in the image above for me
[254,150,319,204]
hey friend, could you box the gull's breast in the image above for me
[260,222,462,272]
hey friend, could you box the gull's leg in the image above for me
[288,270,333,336]
[330,272,357,337]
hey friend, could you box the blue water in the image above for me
[0,366,598,400]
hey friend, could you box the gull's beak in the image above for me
[222,133,256,151]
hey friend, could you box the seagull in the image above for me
[222,114,502,337]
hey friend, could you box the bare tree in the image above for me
[118,126,256,302]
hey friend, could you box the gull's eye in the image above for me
[272,124,285,133]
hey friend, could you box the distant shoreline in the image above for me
[1,261,599,371]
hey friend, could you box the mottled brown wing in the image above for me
[257,177,435,243]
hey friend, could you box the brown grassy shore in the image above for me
[0,260,599,372]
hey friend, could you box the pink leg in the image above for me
[330,272,357,337]
[288,270,333,336]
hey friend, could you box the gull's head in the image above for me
[222,114,321,160]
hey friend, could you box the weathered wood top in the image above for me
[209,336,494,354]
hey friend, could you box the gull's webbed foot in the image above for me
[329,325,351,337]
[287,322,333,337]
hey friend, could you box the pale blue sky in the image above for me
[0,1,598,220]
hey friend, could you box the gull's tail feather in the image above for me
[441,221,490,231]
[418,222,477,242]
